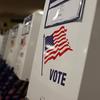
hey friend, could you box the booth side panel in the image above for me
[78,1,100,100]
[21,13,42,80]
[27,0,98,100]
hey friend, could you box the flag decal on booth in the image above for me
[44,26,73,64]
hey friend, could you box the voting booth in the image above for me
[3,30,13,60]
[15,11,42,80]
[27,0,100,100]
[0,31,9,57]
[5,24,23,69]
[0,35,4,56]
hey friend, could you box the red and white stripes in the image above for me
[44,26,72,64]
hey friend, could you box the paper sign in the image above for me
[45,0,85,28]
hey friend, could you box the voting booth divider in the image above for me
[3,24,23,63]
[15,11,42,80]
[2,10,42,81]
[27,0,100,100]
[0,31,9,57]
[6,24,23,70]
[0,35,4,56]
[3,30,13,60]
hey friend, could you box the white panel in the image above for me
[27,0,98,100]
[6,24,23,69]
[15,11,42,80]
[1,31,9,57]
[0,35,4,55]
[4,30,12,60]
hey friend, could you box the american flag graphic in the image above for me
[44,26,73,64]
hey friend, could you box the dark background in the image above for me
[0,0,45,34]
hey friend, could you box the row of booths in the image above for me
[0,10,43,99]
[1,10,43,80]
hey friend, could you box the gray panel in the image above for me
[78,0,100,100]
